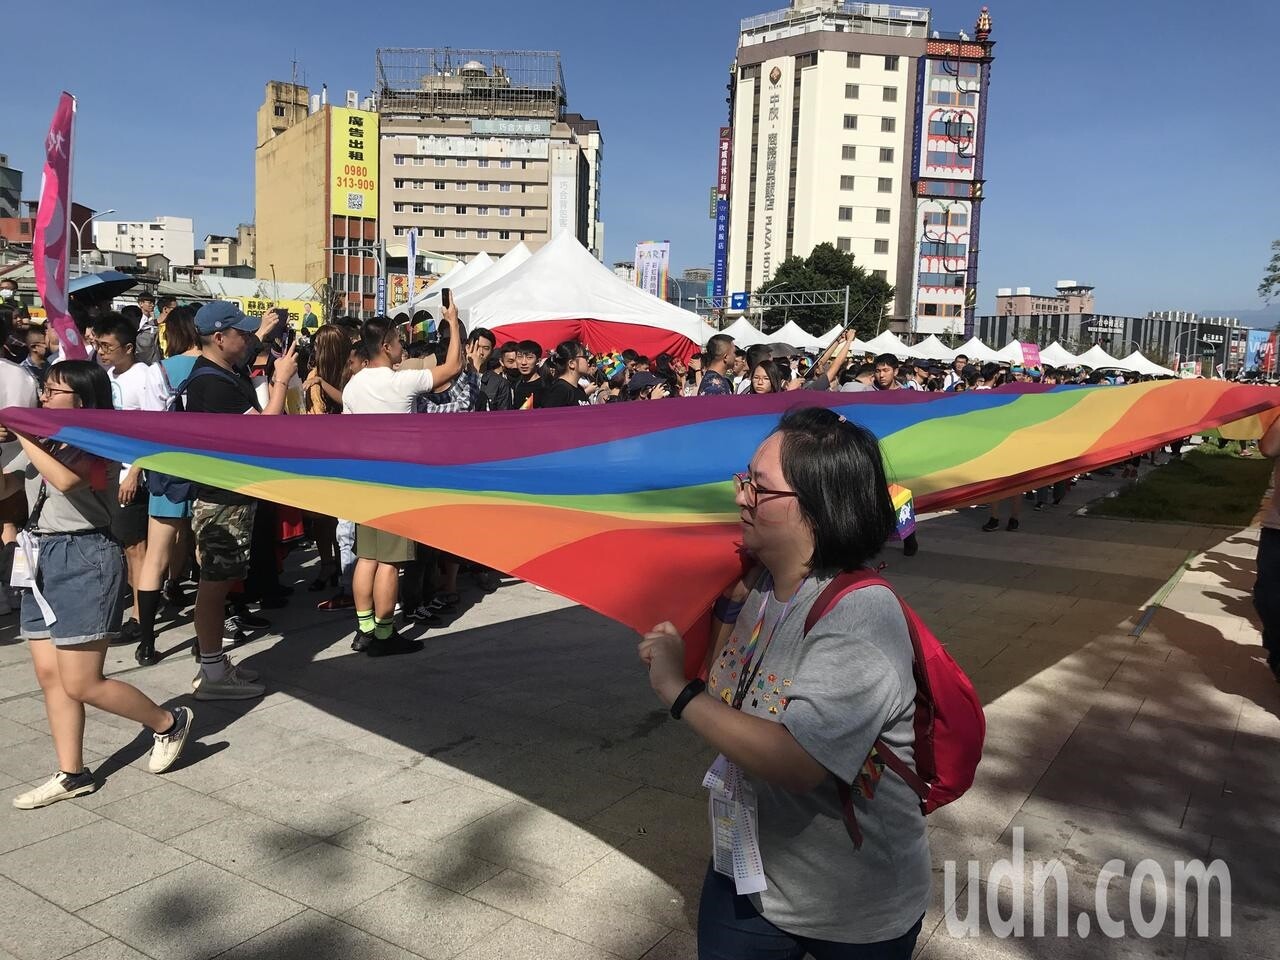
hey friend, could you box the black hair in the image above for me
[468,327,496,348]
[855,362,876,378]
[119,304,144,326]
[406,341,434,359]
[431,316,467,365]
[353,342,371,364]
[745,344,772,371]
[516,339,542,357]
[874,353,899,368]
[47,359,113,410]
[545,340,585,379]
[621,349,640,365]
[749,359,784,394]
[772,407,897,572]
[0,308,11,343]
[706,334,734,362]
[954,353,968,363]
[979,362,1001,383]
[93,311,138,349]
[484,355,503,373]
[498,340,518,356]
[136,292,155,304]
[360,316,396,356]
[157,295,178,311]
[900,363,917,380]
[961,366,980,387]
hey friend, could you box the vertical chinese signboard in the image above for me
[331,107,378,216]
[713,126,731,307]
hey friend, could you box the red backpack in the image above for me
[803,569,985,848]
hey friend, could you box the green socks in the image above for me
[373,617,393,641]
[356,609,374,635]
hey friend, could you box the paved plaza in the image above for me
[0,478,1275,960]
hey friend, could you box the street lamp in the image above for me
[74,208,116,276]
[666,276,686,311]
[1172,327,1201,371]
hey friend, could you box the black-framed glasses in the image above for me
[40,385,76,399]
[732,473,799,510]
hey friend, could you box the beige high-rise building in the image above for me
[723,1,996,334]
[374,49,602,262]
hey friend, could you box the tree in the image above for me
[754,243,894,336]
[1261,239,1280,311]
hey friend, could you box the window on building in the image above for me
[435,158,447,167]
[499,207,511,217]
[837,237,852,252]
[883,86,898,102]
[876,208,891,223]
[885,55,900,71]
[477,182,490,191]
[478,159,490,167]
[413,180,425,190]
[411,204,424,214]
[918,272,966,287]
[796,52,817,68]
[881,117,896,133]
[845,84,859,99]
[455,229,466,238]
[500,159,513,168]
[499,183,512,192]
[456,158,467,167]
[394,155,406,166]
[393,203,405,212]
[874,239,890,254]
[846,53,861,68]
[456,181,467,191]
[433,228,445,238]
[477,229,490,239]
[393,226,406,236]
[498,230,511,240]
[838,206,853,221]
[878,177,893,193]
[413,157,425,166]
[880,147,895,162]
[842,145,856,160]
[843,114,857,130]
[926,151,975,170]
[273,105,286,117]
[455,205,466,215]
[840,175,855,190]
[393,177,406,188]
[873,269,888,280]
[477,206,489,216]
[434,181,446,190]
[434,205,446,214]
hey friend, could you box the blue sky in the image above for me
[6,0,1277,318]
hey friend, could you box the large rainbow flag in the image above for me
[3,380,1278,671]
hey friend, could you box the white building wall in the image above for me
[93,216,195,266]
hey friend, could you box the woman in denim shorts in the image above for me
[2,361,195,810]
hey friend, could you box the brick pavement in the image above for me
[0,474,1275,960]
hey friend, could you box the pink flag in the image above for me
[33,92,87,361]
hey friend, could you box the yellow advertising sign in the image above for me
[330,107,378,218]
[235,298,321,331]
[388,274,434,307]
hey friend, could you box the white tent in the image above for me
[902,334,956,362]
[862,330,910,357]
[954,336,1000,363]
[1118,351,1177,377]
[817,325,845,348]
[772,320,825,351]
[431,243,531,315]
[467,233,717,359]
[992,339,1027,364]
[1039,341,1080,368]
[391,252,493,319]
[721,316,772,347]
[1075,344,1126,369]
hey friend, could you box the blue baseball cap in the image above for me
[195,301,259,335]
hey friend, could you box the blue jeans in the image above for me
[697,864,924,960]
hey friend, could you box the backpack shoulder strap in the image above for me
[803,569,889,635]
[178,363,241,392]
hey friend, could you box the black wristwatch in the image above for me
[670,679,707,720]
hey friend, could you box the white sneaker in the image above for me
[13,770,97,809]
[193,663,265,700]
[148,707,194,773]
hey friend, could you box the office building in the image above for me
[0,155,21,220]
[996,281,1095,318]
[375,48,602,262]
[721,1,995,334]
[93,215,195,267]
[254,81,380,316]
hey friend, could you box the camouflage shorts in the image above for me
[192,500,256,582]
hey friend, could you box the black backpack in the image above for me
[144,364,244,503]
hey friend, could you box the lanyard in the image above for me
[731,573,806,710]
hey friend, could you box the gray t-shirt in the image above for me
[707,573,930,943]
[22,447,118,534]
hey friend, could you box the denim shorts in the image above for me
[20,531,125,646]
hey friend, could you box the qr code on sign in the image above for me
[346,193,363,211]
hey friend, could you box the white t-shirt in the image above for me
[343,366,436,414]
[0,358,38,472]
[109,362,153,480]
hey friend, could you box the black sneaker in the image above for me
[111,619,141,647]
[405,604,440,624]
[351,631,374,653]
[981,518,1000,532]
[223,616,250,646]
[162,580,187,607]
[230,609,271,631]
[366,631,424,657]
[1007,518,1020,532]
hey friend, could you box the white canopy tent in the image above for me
[721,316,772,347]
[466,233,717,359]
[772,320,825,351]
[862,330,910,357]
[902,334,956,362]
[817,325,845,348]
[1075,344,1126,369]
[1039,341,1080,368]
[954,336,1000,363]
[390,252,493,319]
[427,243,531,315]
[992,339,1027,364]
[1118,351,1177,377]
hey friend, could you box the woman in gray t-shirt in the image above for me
[638,407,929,958]
[3,360,194,811]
